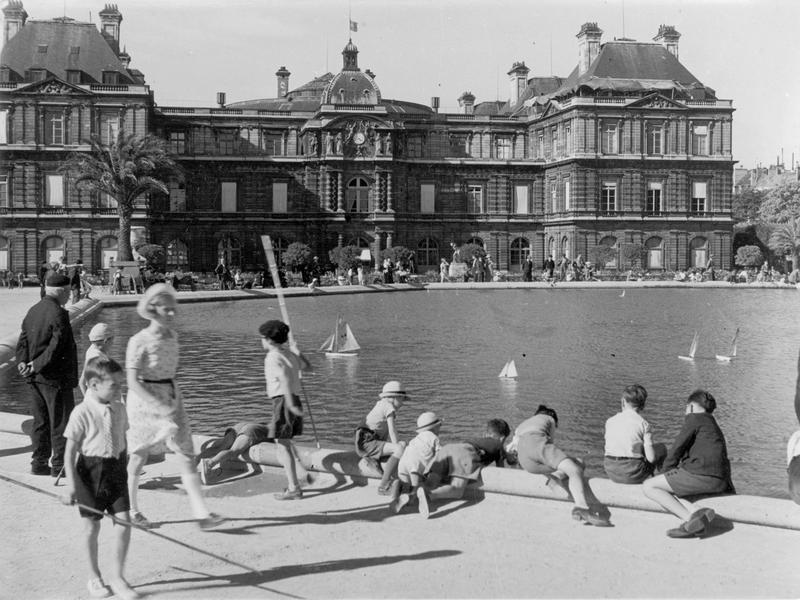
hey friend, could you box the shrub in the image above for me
[329,245,362,271]
[282,242,313,272]
[735,245,765,267]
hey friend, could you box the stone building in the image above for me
[1,4,734,276]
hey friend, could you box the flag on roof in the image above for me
[349,20,358,32]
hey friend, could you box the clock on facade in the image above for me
[353,132,366,145]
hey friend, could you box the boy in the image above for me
[62,357,140,599]
[391,411,442,518]
[425,418,512,502]
[79,323,113,394]
[603,384,667,484]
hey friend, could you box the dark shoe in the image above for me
[51,466,65,478]
[571,506,612,527]
[274,488,303,501]
[666,522,701,538]
[198,512,226,530]
[31,464,50,476]
[685,507,715,534]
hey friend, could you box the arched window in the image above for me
[466,236,484,248]
[218,236,241,268]
[548,237,555,260]
[42,236,64,265]
[165,239,188,270]
[0,236,9,272]
[645,236,664,270]
[561,236,570,259]
[690,236,708,269]
[509,237,530,269]
[346,177,370,212]
[347,237,371,249]
[97,236,118,270]
[417,238,439,266]
[598,235,618,269]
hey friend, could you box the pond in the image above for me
[2,287,798,499]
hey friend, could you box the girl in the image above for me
[78,322,113,394]
[511,405,611,526]
[260,319,306,500]
[355,380,408,496]
[643,389,734,538]
[125,284,224,529]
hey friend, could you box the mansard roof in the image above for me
[554,41,715,100]
[0,17,140,84]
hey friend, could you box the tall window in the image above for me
[0,109,7,144]
[551,127,558,155]
[600,181,617,212]
[420,183,435,214]
[45,112,64,145]
[218,237,241,267]
[598,236,618,269]
[0,236,8,271]
[691,181,707,213]
[97,192,118,209]
[564,180,571,211]
[165,239,189,269]
[167,181,185,212]
[273,182,288,213]
[690,237,708,268]
[217,130,235,155]
[417,238,439,266]
[691,124,709,155]
[102,71,119,85]
[98,236,118,269]
[46,174,64,206]
[646,124,663,155]
[467,184,483,213]
[513,184,529,214]
[495,137,512,159]
[347,177,370,212]
[602,123,618,154]
[646,182,662,213]
[262,131,282,155]
[510,237,530,269]
[42,236,64,264]
[645,236,664,269]
[564,124,572,155]
[100,115,119,144]
[550,181,558,213]
[221,182,237,212]
[0,175,7,207]
[537,132,544,158]
[167,131,186,154]
[466,237,484,248]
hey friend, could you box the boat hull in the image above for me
[325,351,359,358]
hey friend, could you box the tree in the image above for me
[281,242,313,272]
[734,245,764,268]
[621,243,647,269]
[135,243,165,269]
[731,188,767,224]
[759,181,800,271]
[328,245,362,271]
[60,132,179,262]
[380,245,413,265]
[458,243,486,262]
[588,244,617,269]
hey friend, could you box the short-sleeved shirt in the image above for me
[364,399,396,440]
[604,410,652,458]
[399,430,440,475]
[515,413,556,441]
[64,392,128,458]
[264,346,302,398]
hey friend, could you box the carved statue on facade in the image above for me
[325,131,333,155]
[309,133,318,156]
[334,132,343,154]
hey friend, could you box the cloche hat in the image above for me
[380,380,407,399]
[416,411,442,432]
[136,283,177,320]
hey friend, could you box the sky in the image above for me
[3,0,799,169]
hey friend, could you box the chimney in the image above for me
[216,92,226,107]
[99,4,123,52]
[576,22,602,76]
[118,46,131,69]
[3,0,28,44]
[458,91,476,115]
[275,66,290,98]
[431,96,440,113]
[507,61,530,105]
[653,24,680,59]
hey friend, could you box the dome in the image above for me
[321,70,381,105]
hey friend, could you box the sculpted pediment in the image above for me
[626,93,686,109]
[17,77,93,96]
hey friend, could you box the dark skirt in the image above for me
[269,394,303,439]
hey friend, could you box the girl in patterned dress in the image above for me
[125,284,224,530]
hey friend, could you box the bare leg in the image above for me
[112,511,132,581]
[642,474,692,521]
[558,458,590,509]
[428,476,468,501]
[208,434,252,469]
[178,454,211,519]
[84,518,101,579]
[126,451,147,515]
[275,439,299,491]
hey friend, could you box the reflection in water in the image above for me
[1,288,798,499]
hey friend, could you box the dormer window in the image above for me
[0,67,10,83]
[103,23,118,39]
[37,44,48,54]
[66,71,81,84]
[29,69,46,82]
[102,71,119,85]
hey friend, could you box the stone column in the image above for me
[373,230,382,270]
[336,172,344,212]
[337,233,344,248]
[386,172,393,212]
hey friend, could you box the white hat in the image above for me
[380,380,407,399]
[416,411,442,432]
[88,323,112,342]
[136,282,177,320]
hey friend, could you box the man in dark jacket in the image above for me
[16,273,78,476]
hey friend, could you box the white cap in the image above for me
[88,323,112,342]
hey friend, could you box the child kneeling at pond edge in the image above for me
[391,411,442,517]
[642,389,735,538]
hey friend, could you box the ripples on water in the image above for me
[1,288,797,498]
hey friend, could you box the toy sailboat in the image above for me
[619,290,626,298]
[498,359,518,378]
[319,315,360,357]
[715,328,739,362]
[678,331,699,361]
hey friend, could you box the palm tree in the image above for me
[767,217,800,271]
[60,131,179,262]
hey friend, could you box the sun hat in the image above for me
[416,411,442,432]
[259,320,289,344]
[45,273,70,287]
[136,283,177,320]
[88,323,112,342]
[380,380,407,399]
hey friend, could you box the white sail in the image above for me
[319,333,335,352]
[498,359,518,378]
[324,315,359,356]
[340,324,361,352]
[679,331,699,361]
[716,328,739,361]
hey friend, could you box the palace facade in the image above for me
[1,4,735,276]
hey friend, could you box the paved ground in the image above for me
[1,418,799,599]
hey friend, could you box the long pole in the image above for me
[260,236,321,448]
